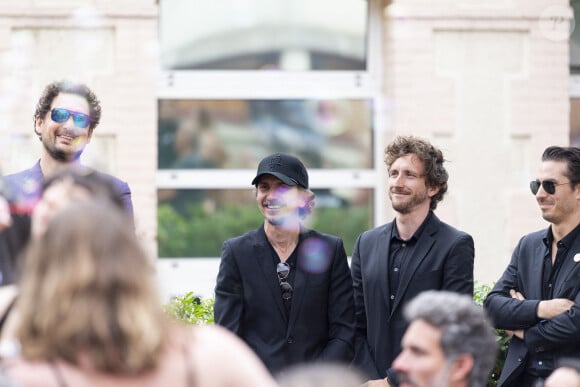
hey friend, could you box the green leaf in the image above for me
[165,291,215,325]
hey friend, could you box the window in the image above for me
[158,99,373,170]
[158,188,373,257]
[157,0,384,260]
[159,0,367,71]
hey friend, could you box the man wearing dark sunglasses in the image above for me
[214,153,355,375]
[484,146,580,387]
[0,81,133,284]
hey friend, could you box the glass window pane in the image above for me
[158,99,373,170]
[159,0,368,71]
[158,188,373,257]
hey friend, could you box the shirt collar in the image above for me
[391,211,433,243]
[543,222,580,249]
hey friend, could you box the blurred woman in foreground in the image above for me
[1,201,277,387]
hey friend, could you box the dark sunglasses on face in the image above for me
[276,262,293,300]
[529,180,570,195]
[50,108,91,129]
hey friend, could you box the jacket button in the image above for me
[517,358,522,362]
[287,337,294,344]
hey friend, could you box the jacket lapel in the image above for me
[287,262,308,332]
[391,215,437,316]
[527,242,547,300]
[379,224,394,312]
[554,234,580,295]
[254,226,288,323]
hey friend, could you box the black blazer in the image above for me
[351,212,474,379]
[214,225,355,374]
[484,228,580,387]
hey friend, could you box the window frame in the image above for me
[156,0,386,259]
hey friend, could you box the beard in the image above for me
[396,373,419,387]
[42,137,82,162]
[539,198,576,226]
[396,361,452,387]
[390,189,429,214]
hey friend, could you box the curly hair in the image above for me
[384,136,448,210]
[33,80,101,135]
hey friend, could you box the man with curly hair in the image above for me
[5,80,132,216]
[0,80,133,285]
[352,136,474,386]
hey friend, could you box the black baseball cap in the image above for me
[251,153,309,189]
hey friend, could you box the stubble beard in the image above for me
[539,199,574,226]
[42,137,81,163]
[390,190,429,215]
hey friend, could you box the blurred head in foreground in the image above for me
[18,201,166,374]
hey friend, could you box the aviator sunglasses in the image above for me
[50,108,91,129]
[276,262,293,300]
[529,180,570,195]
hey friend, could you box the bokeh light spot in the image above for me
[298,237,331,274]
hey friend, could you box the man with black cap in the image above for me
[214,153,355,375]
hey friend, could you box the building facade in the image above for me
[0,0,573,299]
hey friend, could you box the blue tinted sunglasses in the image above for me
[50,108,91,129]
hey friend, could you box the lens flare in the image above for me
[264,186,302,229]
[7,177,41,215]
[298,237,331,274]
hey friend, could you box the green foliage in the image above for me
[308,205,371,254]
[158,202,263,257]
[474,282,510,387]
[158,202,370,257]
[165,291,215,325]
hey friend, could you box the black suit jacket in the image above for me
[351,212,474,379]
[214,225,355,374]
[484,228,580,387]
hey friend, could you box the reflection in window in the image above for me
[159,0,368,70]
[158,99,373,170]
[158,188,373,257]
